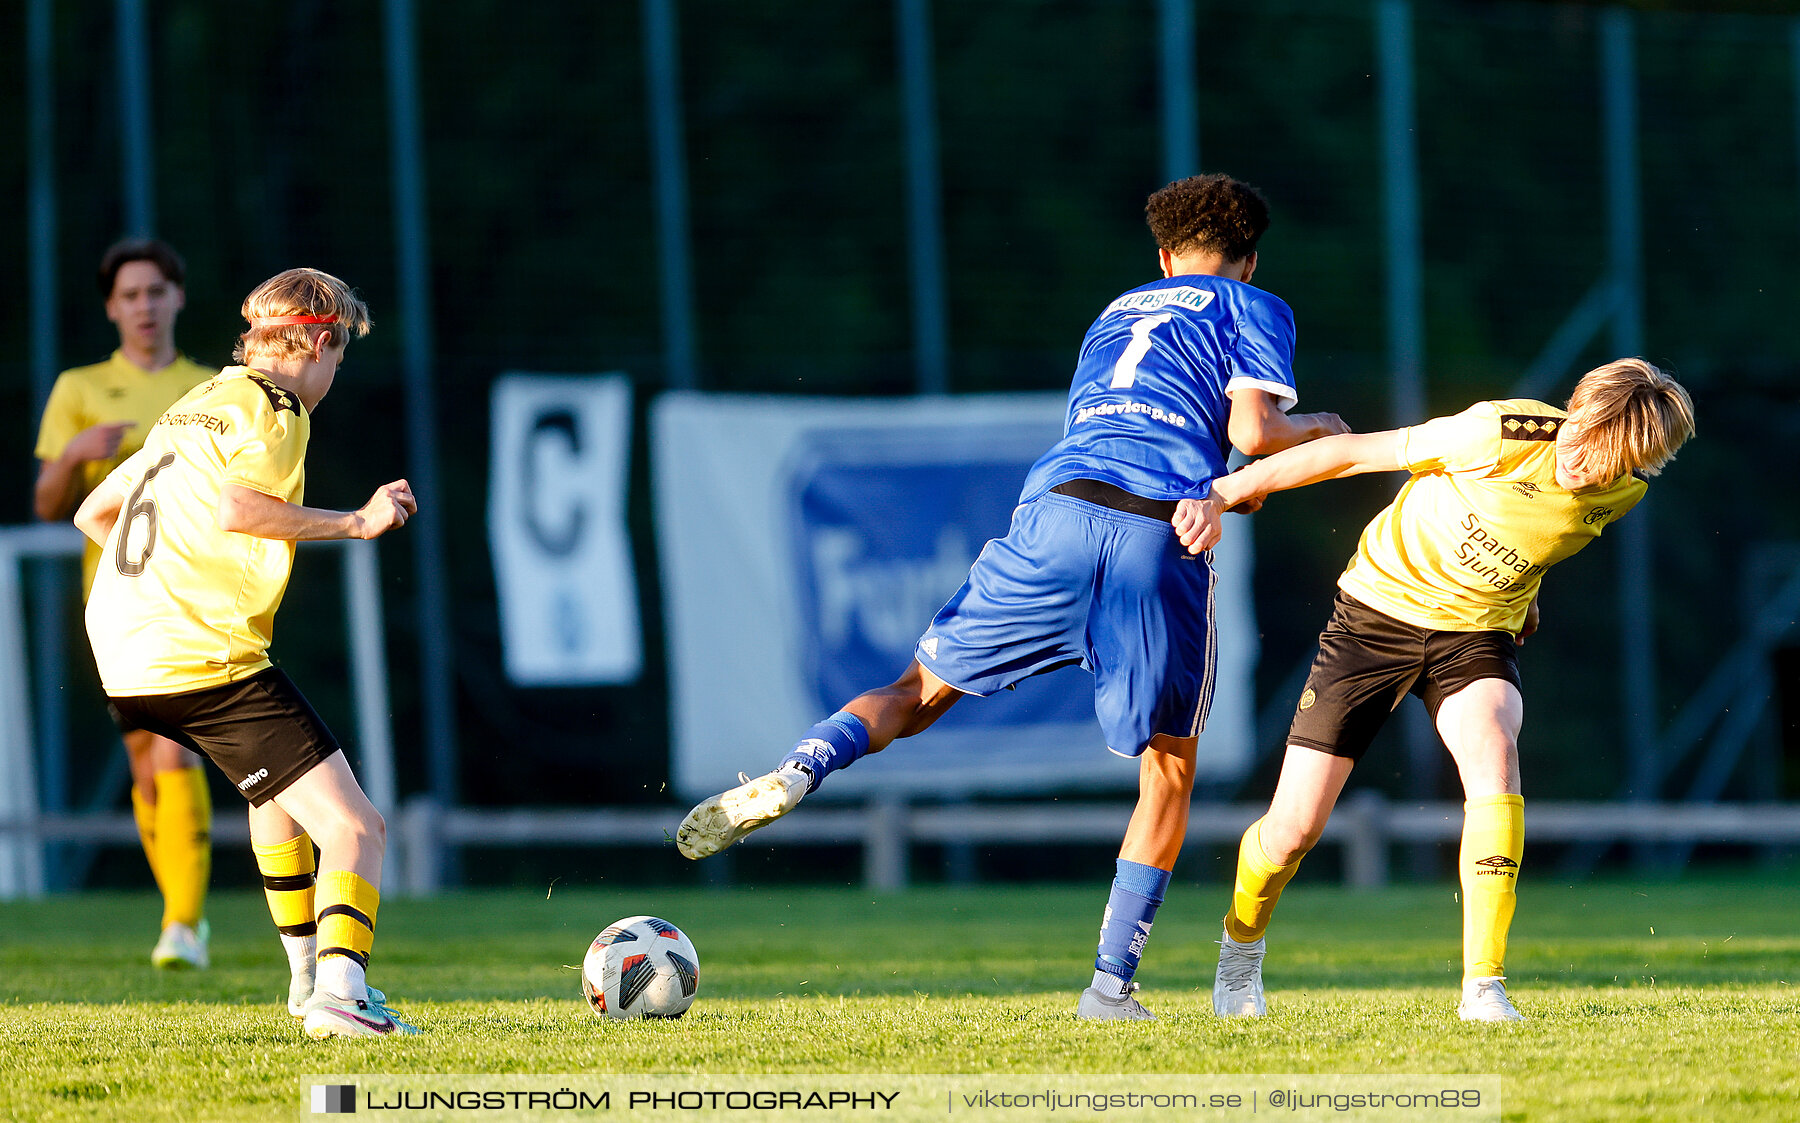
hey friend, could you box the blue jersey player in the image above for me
[676,174,1347,1018]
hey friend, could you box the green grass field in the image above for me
[2,874,1797,1121]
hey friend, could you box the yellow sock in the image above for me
[252,833,317,938]
[316,870,380,972]
[131,788,164,895]
[1223,817,1304,942]
[153,768,211,929]
[1461,793,1525,983]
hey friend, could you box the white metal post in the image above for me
[0,525,84,898]
[342,541,398,821]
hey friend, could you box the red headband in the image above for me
[253,314,338,326]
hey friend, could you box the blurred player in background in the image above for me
[34,239,216,969]
[1183,358,1694,1022]
[678,173,1348,1019]
[75,268,421,1039]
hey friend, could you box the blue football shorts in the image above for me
[915,491,1217,757]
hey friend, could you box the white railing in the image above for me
[7,795,1799,896]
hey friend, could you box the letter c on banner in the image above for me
[524,410,585,556]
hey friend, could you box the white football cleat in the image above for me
[1458,976,1524,1022]
[1076,981,1155,1020]
[1213,930,1267,1016]
[290,977,378,1018]
[676,769,808,859]
[302,987,420,1038]
[151,920,210,970]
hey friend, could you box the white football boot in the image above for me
[676,768,808,859]
[151,919,210,970]
[1457,976,1524,1022]
[1212,930,1267,1016]
[1076,980,1155,1020]
[302,986,420,1038]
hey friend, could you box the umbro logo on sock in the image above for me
[1474,855,1518,876]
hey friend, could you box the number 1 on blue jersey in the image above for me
[1110,312,1175,389]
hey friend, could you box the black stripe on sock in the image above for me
[318,947,369,969]
[262,873,316,891]
[277,922,318,937]
[317,903,373,932]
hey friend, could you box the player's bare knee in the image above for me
[1262,813,1325,862]
[356,807,388,854]
[1449,735,1517,788]
[313,805,384,856]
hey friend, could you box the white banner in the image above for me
[488,374,641,686]
[653,393,1256,800]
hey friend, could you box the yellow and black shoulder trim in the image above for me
[1499,414,1560,442]
[246,374,301,415]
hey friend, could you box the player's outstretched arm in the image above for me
[1210,430,1405,510]
[1226,388,1349,457]
[218,480,416,541]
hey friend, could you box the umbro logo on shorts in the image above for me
[237,767,269,792]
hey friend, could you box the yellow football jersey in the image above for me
[85,368,309,696]
[35,350,215,593]
[1337,398,1646,634]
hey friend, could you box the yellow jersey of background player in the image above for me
[33,238,216,972]
[35,240,213,593]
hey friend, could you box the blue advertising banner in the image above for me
[788,425,1093,733]
[653,393,1255,801]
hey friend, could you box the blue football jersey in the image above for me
[1019,274,1300,503]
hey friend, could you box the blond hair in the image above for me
[234,268,372,363]
[1565,358,1695,481]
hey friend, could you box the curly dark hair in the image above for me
[1144,174,1270,261]
[97,238,186,297]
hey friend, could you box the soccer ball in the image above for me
[581,915,700,1019]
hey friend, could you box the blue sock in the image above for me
[1092,859,1172,997]
[778,711,870,793]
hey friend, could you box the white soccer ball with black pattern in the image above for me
[581,915,700,1020]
